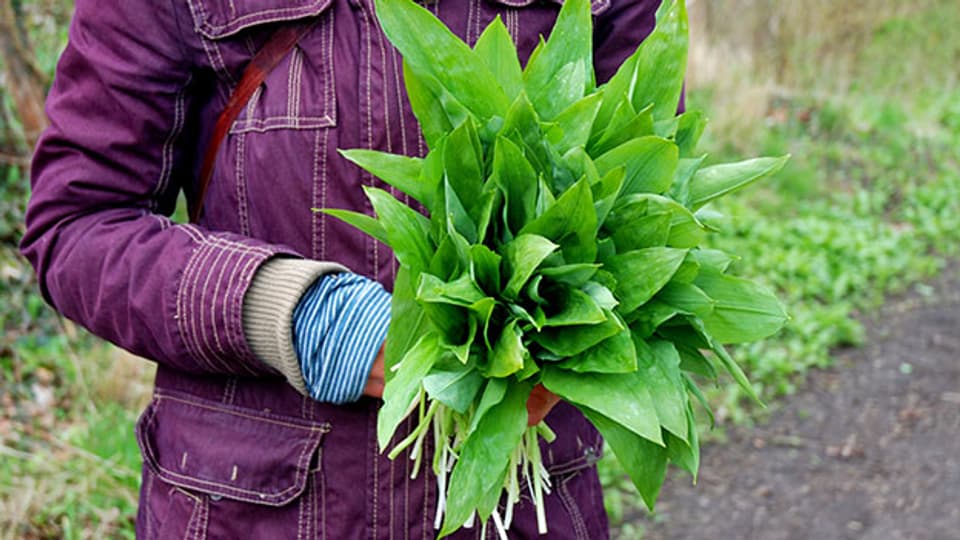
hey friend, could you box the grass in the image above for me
[2,0,960,538]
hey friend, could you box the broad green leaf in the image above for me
[430,234,464,281]
[443,120,486,224]
[628,300,681,338]
[629,0,689,121]
[523,0,593,120]
[377,332,443,449]
[560,328,637,374]
[656,282,714,318]
[580,407,668,510]
[469,244,502,295]
[423,357,484,413]
[675,110,707,157]
[375,0,510,122]
[695,272,788,343]
[641,340,689,442]
[520,177,597,263]
[609,193,711,248]
[365,187,434,271]
[541,284,607,327]
[541,365,663,445]
[501,234,558,299]
[384,266,431,376]
[466,378,508,437]
[501,93,548,172]
[441,381,530,536]
[443,177,478,243]
[487,320,527,377]
[474,16,523,99]
[583,281,619,311]
[338,149,429,206]
[668,155,707,207]
[417,272,486,307]
[666,405,699,480]
[605,247,688,314]
[319,209,389,245]
[538,263,600,287]
[592,166,626,230]
[689,155,790,210]
[533,308,624,356]
[595,136,678,197]
[493,137,539,235]
[688,248,736,274]
[589,100,655,156]
[549,92,604,154]
[402,62,457,148]
[672,258,701,283]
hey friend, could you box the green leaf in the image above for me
[520,177,597,263]
[666,405,699,480]
[402,62,458,148]
[656,282,714,318]
[549,92,604,154]
[375,0,510,122]
[628,300,681,338]
[533,308,625,357]
[541,365,662,445]
[469,244,502,295]
[641,339,689,442]
[629,0,689,121]
[423,357,484,413]
[522,0,593,120]
[417,272,486,308]
[695,271,788,344]
[338,149,429,206]
[493,137,539,236]
[500,93,548,172]
[605,247,688,314]
[384,266,431,377]
[541,283,608,327]
[466,378,508,437]
[538,263,600,287]
[486,320,528,377]
[595,136,678,197]
[501,234,558,299]
[442,177,478,244]
[688,248,736,274]
[669,155,707,207]
[441,381,530,536]
[377,332,444,449]
[589,100,655,156]
[675,110,707,157]
[687,317,762,404]
[689,156,790,210]
[560,328,637,374]
[365,187,434,271]
[676,342,718,381]
[474,16,523,100]
[319,209,389,245]
[580,407,668,511]
[443,120,486,223]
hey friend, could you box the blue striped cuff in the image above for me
[292,273,392,404]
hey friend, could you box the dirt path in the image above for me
[625,273,960,540]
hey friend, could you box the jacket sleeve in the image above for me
[19,0,334,376]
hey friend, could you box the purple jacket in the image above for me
[22,0,660,537]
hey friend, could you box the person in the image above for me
[21,0,664,537]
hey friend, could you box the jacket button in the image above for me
[210,494,222,502]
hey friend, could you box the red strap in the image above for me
[190,18,322,223]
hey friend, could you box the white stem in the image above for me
[491,508,509,540]
[464,512,476,529]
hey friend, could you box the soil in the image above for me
[624,273,960,540]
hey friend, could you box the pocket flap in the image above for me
[136,393,328,506]
[485,0,611,15]
[190,0,333,39]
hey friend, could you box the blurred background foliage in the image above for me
[0,0,958,538]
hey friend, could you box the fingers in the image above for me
[363,346,387,399]
[526,383,561,426]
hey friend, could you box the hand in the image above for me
[363,345,386,399]
[526,383,560,426]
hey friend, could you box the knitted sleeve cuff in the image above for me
[241,257,348,395]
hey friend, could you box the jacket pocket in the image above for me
[136,391,328,506]
[188,0,338,133]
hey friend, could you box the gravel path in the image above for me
[627,273,960,540]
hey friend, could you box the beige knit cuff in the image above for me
[242,257,348,396]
